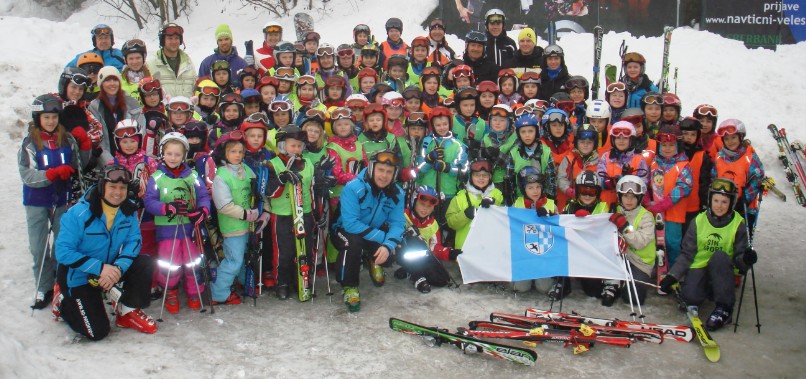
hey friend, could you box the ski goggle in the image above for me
[183,122,208,133]
[716,124,739,137]
[577,130,597,141]
[384,98,405,108]
[223,130,245,141]
[326,76,346,87]
[453,66,473,78]
[442,97,454,107]
[416,193,439,206]
[545,112,567,124]
[470,160,492,173]
[114,125,139,139]
[577,185,599,196]
[429,20,445,30]
[642,94,663,105]
[304,31,321,42]
[66,72,91,87]
[221,93,242,104]
[476,81,499,93]
[554,101,575,113]
[123,39,145,51]
[212,60,230,71]
[346,100,367,110]
[354,24,371,34]
[337,48,354,58]
[710,178,738,193]
[565,78,588,89]
[402,89,421,100]
[244,112,270,126]
[263,25,282,34]
[622,52,646,64]
[297,75,316,86]
[140,78,161,93]
[317,45,335,56]
[521,173,544,186]
[544,45,563,56]
[411,38,430,49]
[167,101,192,112]
[330,108,352,120]
[407,112,428,125]
[275,67,296,80]
[610,126,633,137]
[490,107,510,118]
[269,101,292,113]
[304,108,326,121]
[162,23,184,36]
[616,180,644,195]
[372,151,399,166]
[696,104,718,117]
[656,133,678,143]
[92,25,112,36]
[606,82,627,93]
[487,15,505,24]
[199,86,221,97]
[621,114,643,125]
[81,63,103,74]
[455,88,479,101]
[422,66,441,77]
[102,167,132,184]
[530,100,549,112]
[498,68,516,78]
[520,71,541,84]
[514,105,533,117]
[238,66,260,78]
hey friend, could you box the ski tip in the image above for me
[705,346,721,362]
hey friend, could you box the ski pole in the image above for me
[31,206,56,315]
[674,67,679,94]
[180,222,207,314]
[157,223,182,322]
[624,255,645,322]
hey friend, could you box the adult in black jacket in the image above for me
[538,44,570,101]
[483,8,517,68]
[463,30,499,84]
[507,27,543,70]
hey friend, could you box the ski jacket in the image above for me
[507,48,544,70]
[144,162,211,241]
[446,184,504,249]
[198,47,248,87]
[617,205,656,275]
[463,55,500,84]
[416,132,468,198]
[147,49,197,98]
[55,185,140,289]
[557,149,599,210]
[427,38,456,67]
[682,147,713,213]
[18,127,85,208]
[326,135,367,198]
[255,42,275,73]
[485,31,517,68]
[671,209,749,279]
[712,145,764,212]
[61,102,104,148]
[334,168,405,252]
[380,38,410,71]
[89,94,146,166]
[650,153,693,223]
[213,163,257,237]
[538,66,569,101]
[597,150,650,205]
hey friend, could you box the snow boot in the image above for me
[187,297,202,311]
[31,290,53,310]
[343,286,360,312]
[212,292,242,305]
[51,283,63,321]
[165,289,180,314]
[601,284,618,307]
[116,309,158,334]
[706,305,732,331]
[275,284,290,300]
[150,286,163,301]
[414,277,431,293]
[368,260,385,287]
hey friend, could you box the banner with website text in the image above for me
[702,0,806,48]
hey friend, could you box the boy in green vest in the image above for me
[265,126,316,300]
[511,166,557,294]
[614,175,655,306]
[660,178,756,331]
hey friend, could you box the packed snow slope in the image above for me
[1,0,805,377]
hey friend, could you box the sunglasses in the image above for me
[470,160,492,172]
[199,86,221,97]
[476,81,499,93]
[140,78,161,93]
[305,108,327,120]
[263,25,282,34]
[606,82,627,93]
[696,104,718,117]
[490,107,510,118]
[123,39,145,50]
[330,107,352,120]
[103,167,132,183]
[167,102,192,112]
[317,46,335,56]
[416,193,439,206]
[577,185,599,196]
[270,101,292,113]
[716,124,738,137]
[212,61,231,71]
[656,133,678,143]
[275,67,296,80]
[114,125,139,139]
[245,112,270,125]
[337,48,354,58]
[610,126,633,137]
[620,115,643,125]
[373,151,400,166]
[520,71,541,83]
[162,23,184,36]
[642,94,663,105]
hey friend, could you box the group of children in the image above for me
[21,18,761,329]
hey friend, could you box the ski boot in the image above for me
[414,277,431,294]
[165,289,180,314]
[187,297,202,311]
[368,260,385,287]
[275,284,290,300]
[706,305,732,331]
[116,309,158,334]
[212,292,242,305]
[343,286,360,312]
[600,283,618,307]
[394,267,409,280]
[31,289,53,310]
[51,283,63,321]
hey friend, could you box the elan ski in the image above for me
[389,318,537,366]
[672,284,720,362]
[525,308,693,342]
[657,27,674,93]
[769,124,806,205]
[288,156,311,301]
[592,26,603,100]
[489,312,663,344]
[466,321,634,352]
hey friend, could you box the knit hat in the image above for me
[97,66,122,83]
[215,24,233,41]
[518,28,537,45]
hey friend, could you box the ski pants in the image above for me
[211,233,248,302]
[333,228,394,287]
[26,205,65,294]
[58,255,153,341]
[665,221,683,267]
[271,213,314,287]
[681,250,736,308]
[621,262,651,305]
[156,234,204,297]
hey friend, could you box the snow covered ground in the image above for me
[1,0,806,377]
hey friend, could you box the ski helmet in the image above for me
[541,108,569,136]
[303,31,320,43]
[401,85,423,101]
[640,91,663,111]
[586,99,612,121]
[113,119,143,150]
[97,163,133,198]
[121,39,146,58]
[454,86,479,105]
[497,68,519,92]
[385,18,403,33]
[77,52,104,75]
[468,158,493,182]
[485,8,506,24]
[367,149,400,183]
[363,103,388,125]
[609,120,637,152]
[517,166,544,196]
[515,113,540,130]
[656,124,683,154]
[662,93,682,113]
[360,43,380,58]
[410,36,430,54]
[693,104,718,124]
[31,93,64,129]
[346,93,370,109]
[275,41,297,65]
[91,24,114,48]
[708,177,739,211]
[464,30,488,55]
[549,92,574,114]
[381,91,404,108]
[428,106,453,131]
[490,104,513,129]
[715,119,746,142]
[159,131,190,160]
[406,111,429,129]
[616,174,646,204]
[525,99,549,114]
[58,66,91,99]
[138,77,163,103]
[622,52,646,75]
[678,117,703,141]
[412,185,439,210]
[452,64,475,86]
[275,125,307,156]
[196,79,222,101]
[269,94,295,121]
[574,123,599,150]
[166,96,193,113]
[183,120,210,154]
[159,22,184,48]
[564,75,590,101]
[353,24,371,42]
[263,22,282,35]
[218,93,245,120]
[574,170,602,198]
[620,108,645,127]
[237,66,260,85]
[240,112,269,147]
[542,44,565,67]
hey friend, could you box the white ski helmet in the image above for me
[167,96,193,113]
[586,99,612,119]
[159,131,190,159]
[616,174,647,204]
[716,119,746,137]
[263,21,282,34]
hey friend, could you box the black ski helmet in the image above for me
[574,170,602,198]
[31,94,64,129]
[517,166,544,196]
[385,18,403,33]
[58,66,91,100]
[708,177,739,211]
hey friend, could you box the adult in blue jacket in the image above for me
[65,24,126,71]
[55,165,157,340]
[333,150,405,311]
[197,24,248,88]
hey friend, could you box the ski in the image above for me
[657,26,674,93]
[525,308,693,342]
[655,212,669,295]
[547,20,557,45]
[591,25,603,100]
[489,312,663,344]
[389,318,537,366]
[605,64,617,87]
[288,156,311,301]
[616,40,628,83]
[792,140,806,161]
[761,176,786,201]
[294,13,315,42]
[244,177,261,303]
[466,321,634,351]
[768,124,806,205]
[672,284,720,362]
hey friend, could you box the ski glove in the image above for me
[203,113,218,125]
[658,274,677,294]
[426,148,444,163]
[483,146,500,160]
[480,197,495,208]
[743,248,758,266]
[255,212,270,234]
[449,249,463,261]
[574,209,591,217]
[603,175,620,190]
[434,160,450,173]
[609,213,630,232]
[244,55,255,66]
[71,126,92,151]
[399,167,417,182]
[187,207,209,227]
[536,207,549,217]
[45,165,75,182]
[243,208,260,222]
[278,171,300,185]
[647,197,673,214]
[464,207,475,220]
[168,199,189,215]
[317,155,337,172]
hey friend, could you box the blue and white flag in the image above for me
[457,206,627,283]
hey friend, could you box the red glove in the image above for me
[399,168,417,182]
[187,207,209,228]
[609,213,629,232]
[647,197,673,214]
[71,127,92,151]
[45,165,75,182]
[564,187,575,199]
[574,209,590,217]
